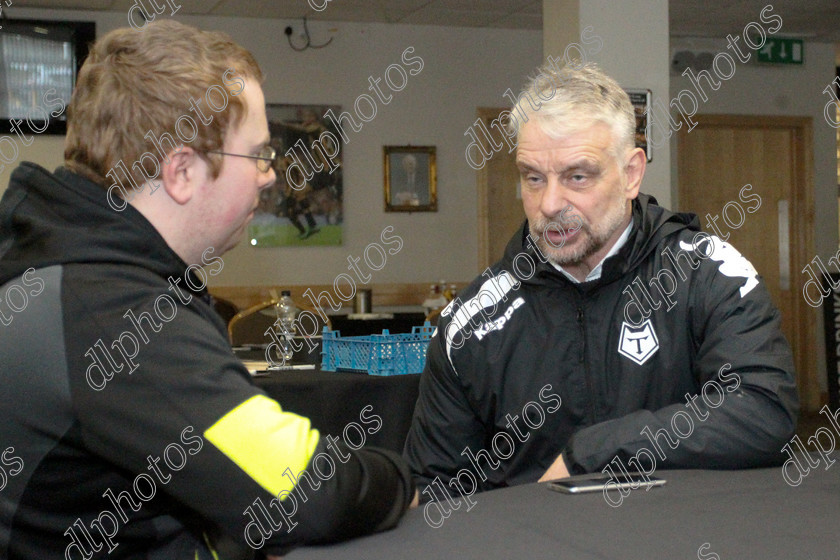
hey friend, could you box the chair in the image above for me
[425,307,443,327]
[228,296,332,347]
[211,296,239,326]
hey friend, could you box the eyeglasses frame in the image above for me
[207,145,277,173]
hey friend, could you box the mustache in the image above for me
[531,211,586,236]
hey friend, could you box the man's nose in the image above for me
[539,178,568,219]
[260,167,277,191]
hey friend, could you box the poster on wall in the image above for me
[625,89,652,162]
[248,104,344,247]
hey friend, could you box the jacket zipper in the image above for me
[577,305,596,425]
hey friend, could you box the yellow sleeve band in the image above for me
[204,394,320,498]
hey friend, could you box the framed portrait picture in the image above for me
[625,89,652,162]
[247,103,344,247]
[384,146,437,212]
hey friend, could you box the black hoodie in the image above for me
[0,163,413,558]
[405,194,798,502]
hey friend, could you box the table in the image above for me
[251,365,420,453]
[287,459,840,559]
[328,312,427,336]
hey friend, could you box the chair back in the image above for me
[211,296,239,326]
[425,307,443,327]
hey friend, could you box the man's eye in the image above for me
[567,173,591,187]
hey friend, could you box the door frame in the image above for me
[476,107,501,271]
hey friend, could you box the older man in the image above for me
[404,62,798,503]
[0,21,412,558]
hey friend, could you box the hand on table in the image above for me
[538,453,570,482]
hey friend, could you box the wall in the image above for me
[0,7,543,290]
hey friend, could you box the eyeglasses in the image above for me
[208,145,276,173]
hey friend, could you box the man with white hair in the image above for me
[405,62,798,502]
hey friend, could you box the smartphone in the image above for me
[547,472,666,494]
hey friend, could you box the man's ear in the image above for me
[159,146,202,205]
[623,147,646,199]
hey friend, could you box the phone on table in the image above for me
[547,472,666,494]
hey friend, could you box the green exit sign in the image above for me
[757,38,803,64]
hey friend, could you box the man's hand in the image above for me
[266,490,419,559]
[538,453,570,482]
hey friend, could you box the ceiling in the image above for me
[5,0,840,42]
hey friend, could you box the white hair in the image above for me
[506,61,636,160]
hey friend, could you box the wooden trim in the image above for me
[792,117,819,411]
[692,114,813,129]
[210,282,468,312]
[476,107,507,271]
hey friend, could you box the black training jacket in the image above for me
[0,163,413,558]
[404,194,798,501]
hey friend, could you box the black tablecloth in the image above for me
[329,312,428,336]
[286,458,840,559]
[252,366,420,453]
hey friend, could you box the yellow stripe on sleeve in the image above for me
[204,395,320,498]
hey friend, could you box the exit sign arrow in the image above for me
[757,38,804,64]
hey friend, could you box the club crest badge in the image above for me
[618,319,659,365]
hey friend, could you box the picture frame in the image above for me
[625,89,653,162]
[0,19,96,135]
[384,145,437,212]
[248,103,345,246]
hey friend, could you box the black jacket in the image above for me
[0,163,413,558]
[404,194,798,501]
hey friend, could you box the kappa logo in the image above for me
[618,319,659,365]
[473,297,526,341]
[679,236,759,297]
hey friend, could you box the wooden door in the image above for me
[476,108,525,270]
[678,115,818,411]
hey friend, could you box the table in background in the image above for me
[287,460,840,559]
[248,359,420,453]
[328,312,427,337]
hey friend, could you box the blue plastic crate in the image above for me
[321,322,435,375]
